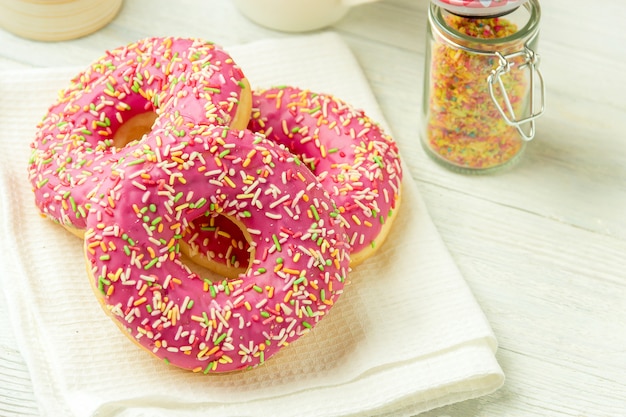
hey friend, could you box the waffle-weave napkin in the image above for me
[0,32,504,417]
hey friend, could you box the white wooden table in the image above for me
[1,0,625,416]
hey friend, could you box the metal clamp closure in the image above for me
[487,46,545,141]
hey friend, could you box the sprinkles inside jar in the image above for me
[423,13,530,171]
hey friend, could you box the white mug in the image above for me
[233,0,380,32]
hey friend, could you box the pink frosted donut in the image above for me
[28,36,251,237]
[182,86,402,272]
[85,124,350,373]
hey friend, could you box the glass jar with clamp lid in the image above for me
[421,0,546,173]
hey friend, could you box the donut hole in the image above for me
[112,111,158,149]
[179,213,253,281]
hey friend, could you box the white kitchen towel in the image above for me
[0,32,504,417]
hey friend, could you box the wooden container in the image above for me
[0,0,122,41]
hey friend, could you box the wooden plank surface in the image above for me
[1,0,624,416]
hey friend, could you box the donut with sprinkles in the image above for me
[85,124,351,373]
[182,86,402,272]
[28,37,252,237]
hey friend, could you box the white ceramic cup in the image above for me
[233,0,380,32]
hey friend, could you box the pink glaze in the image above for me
[85,124,351,373]
[28,37,248,232]
[183,86,402,268]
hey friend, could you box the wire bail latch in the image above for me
[488,46,545,141]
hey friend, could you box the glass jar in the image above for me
[420,0,545,174]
